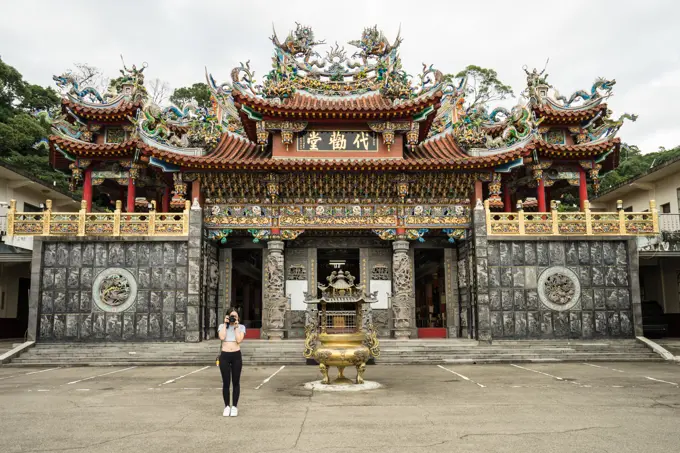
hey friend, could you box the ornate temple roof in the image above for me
[232,89,442,118]
[532,102,609,124]
[60,98,143,120]
[44,25,634,175]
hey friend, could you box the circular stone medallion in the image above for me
[537,266,581,312]
[92,268,138,313]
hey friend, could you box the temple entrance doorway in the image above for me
[316,249,361,291]
[414,248,447,338]
[231,249,263,337]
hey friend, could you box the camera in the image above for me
[227,315,236,324]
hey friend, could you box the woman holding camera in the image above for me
[217,308,245,417]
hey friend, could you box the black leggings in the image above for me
[219,350,242,407]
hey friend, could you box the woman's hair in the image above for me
[227,307,240,317]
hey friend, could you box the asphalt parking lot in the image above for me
[1,362,679,453]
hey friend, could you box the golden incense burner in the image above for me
[303,270,380,385]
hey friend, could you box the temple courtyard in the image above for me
[1,363,679,452]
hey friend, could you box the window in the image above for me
[23,203,42,212]
[661,203,671,213]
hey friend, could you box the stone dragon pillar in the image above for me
[392,240,415,339]
[264,240,287,340]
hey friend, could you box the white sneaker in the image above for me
[223,406,231,417]
[230,406,238,417]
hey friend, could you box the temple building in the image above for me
[6,25,656,344]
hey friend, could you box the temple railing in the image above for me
[6,199,191,237]
[485,200,659,236]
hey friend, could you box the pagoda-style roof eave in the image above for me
[138,129,257,168]
[152,148,528,171]
[543,96,605,112]
[532,102,607,123]
[49,135,139,156]
[61,97,143,120]
[304,295,377,304]
[534,136,621,158]
[137,128,206,157]
[232,86,443,117]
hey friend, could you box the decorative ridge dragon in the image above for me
[52,73,113,104]
[205,68,246,136]
[53,58,149,106]
[229,24,441,101]
[483,104,542,149]
[580,110,638,142]
[552,77,616,107]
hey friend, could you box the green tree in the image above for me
[170,83,211,109]
[598,143,680,193]
[0,57,71,192]
[454,65,514,112]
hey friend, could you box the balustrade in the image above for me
[485,199,658,236]
[6,199,191,237]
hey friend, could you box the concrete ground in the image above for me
[658,338,680,357]
[1,362,679,453]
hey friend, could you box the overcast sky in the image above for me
[1,0,677,152]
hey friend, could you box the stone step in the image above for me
[6,339,663,366]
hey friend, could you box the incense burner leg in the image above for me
[337,366,346,380]
[356,362,366,385]
[319,363,330,385]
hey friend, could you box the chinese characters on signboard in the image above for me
[296,131,379,151]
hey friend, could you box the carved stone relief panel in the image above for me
[537,266,581,312]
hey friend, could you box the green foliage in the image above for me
[0,57,70,193]
[599,144,680,193]
[170,83,211,109]
[454,65,514,112]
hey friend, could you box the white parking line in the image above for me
[582,363,625,373]
[438,365,486,388]
[510,364,579,385]
[160,366,209,386]
[645,376,679,387]
[0,367,61,381]
[255,365,285,390]
[67,367,137,385]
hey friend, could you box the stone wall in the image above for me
[35,239,189,341]
[485,239,639,339]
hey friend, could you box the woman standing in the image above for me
[217,308,245,417]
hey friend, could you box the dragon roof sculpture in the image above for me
[225,23,444,101]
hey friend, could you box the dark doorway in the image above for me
[316,248,361,293]
[414,248,446,337]
[232,249,263,330]
[0,277,30,340]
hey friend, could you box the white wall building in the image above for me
[592,156,680,335]
[0,163,79,338]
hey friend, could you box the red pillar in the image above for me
[578,167,588,210]
[537,178,546,212]
[503,181,512,212]
[162,186,171,212]
[474,180,483,203]
[191,179,201,206]
[83,167,93,213]
[127,177,135,213]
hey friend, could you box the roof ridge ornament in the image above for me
[228,24,442,101]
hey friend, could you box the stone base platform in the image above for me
[303,380,382,391]
[3,339,664,366]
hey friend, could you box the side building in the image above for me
[0,162,80,339]
[4,24,655,347]
[592,156,680,336]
